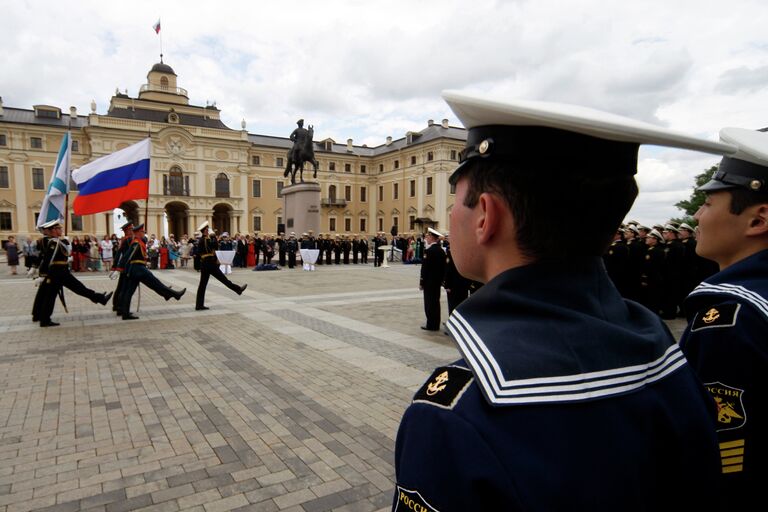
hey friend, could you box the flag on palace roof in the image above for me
[153,19,161,34]
[72,139,150,215]
[37,132,71,228]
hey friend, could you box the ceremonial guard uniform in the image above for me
[118,224,185,320]
[639,230,665,314]
[680,127,768,508]
[360,236,369,264]
[324,235,333,265]
[278,234,287,266]
[393,91,726,511]
[31,222,54,322]
[342,236,351,264]
[419,228,446,331]
[661,225,685,318]
[37,221,113,327]
[333,235,342,264]
[112,221,134,315]
[286,234,298,268]
[195,222,246,310]
[351,236,360,264]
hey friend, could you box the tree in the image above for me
[675,165,719,218]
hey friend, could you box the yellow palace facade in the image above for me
[0,61,467,241]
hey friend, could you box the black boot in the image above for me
[122,313,139,320]
[40,320,60,327]
[166,288,186,301]
[238,284,247,295]
[98,291,114,305]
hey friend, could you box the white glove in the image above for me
[109,270,119,280]
[33,277,43,287]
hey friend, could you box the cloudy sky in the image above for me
[2,0,767,224]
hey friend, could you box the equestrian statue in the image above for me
[284,119,320,184]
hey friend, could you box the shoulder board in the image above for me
[413,365,474,410]
[691,304,741,332]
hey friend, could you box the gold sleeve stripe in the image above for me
[719,439,745,449]
[722,465,743,474]
[721,456,744,465]
[720,448,744,458]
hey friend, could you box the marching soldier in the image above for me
[31,220,54,323]
[111,221,134,315]
[118,223,185,320]
[37,220,113,327]
[195,222,247,310]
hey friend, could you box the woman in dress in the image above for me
[179,235,191,267]
[88,235,100,271]
[246,235,257,267]
[168,235,179,269]
[5,236,19,275]
[71,236,82,271]
[100,235,113,271]
[23,236,39,274]
[159,236,169,269]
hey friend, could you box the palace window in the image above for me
[277,182,284,198]
[378,186,383,202]
[427,151,434,161]
[72,140,79,153]
[410,156,416,165]
[360,186,367,202]
[31,137,43,149]
[393,183,399,200]
[379,164,383,173]
[329,162,336,172]
[253,216,262,231]
[32,168,45,190]
[160,76,169,90]
[451,149,457,160]
[344,163,351,173]
[344,218,351,232]
[409,215,416,230]
[360,218,366,233]
[166,167,186,196]
[70,214,83,231]
[360,164,366,174]
[344,185,351,201]
[426,177,433,195]
[409,180,415,197]
[329,185,337,202]
[329,218,336,232]
[215,173,230,198]
[0,166,8,188]
[276,157,284,167]
[378,218,383,232]
[252,179,262,198]
[252,155,260,165]
[394,160,400,170]
[0,212,11,230]
[0,134,6,146]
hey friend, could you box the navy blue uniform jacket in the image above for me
[394,259,720,511]
[680,248,768,508]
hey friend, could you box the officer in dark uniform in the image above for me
[118,223,185,320]
[661,223,685,318]
[351,235,360,264]
[680,127,768,508]
[37,221,113,327]
[333,235,342,264]
[315,233,324,265]
[419,228,446,331]
[359,235,369,264]
[392,91,726,511]
[31,220,55,323]
[286,233,298,268]
[602,228,630,296]
[277,233,287,266]
[341,235,351,264]
[111,221,134,315]
[195,221,246,310]
[639,228,665,314]
[324,234,333,264]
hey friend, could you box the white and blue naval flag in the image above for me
[36,132,71,228]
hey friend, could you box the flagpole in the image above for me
[64,116,72,237]
[144,131,151,227]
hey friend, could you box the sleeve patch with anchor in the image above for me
[691,303,741,332]
[413,365,474,410]
[394,486,440,512]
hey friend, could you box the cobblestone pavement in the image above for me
[0,263,689,512]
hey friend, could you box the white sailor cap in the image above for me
[221,232,229,238]
[442,91,736,184]
[40,219,62,230]
[649,229,664,241]
[679,223,695,232]
[699,127,768,194]
[427,227,443,237]
[663,224,679,233]
[198,221,210,231]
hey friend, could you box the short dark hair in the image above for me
[461,160,638,262]
[728,188,768,215]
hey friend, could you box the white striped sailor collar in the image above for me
[446,259,686,406]
[685,248,768,323]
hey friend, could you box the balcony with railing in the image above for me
[139,84,189,97]
[321,198,347,207]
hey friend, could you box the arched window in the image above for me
[328,185,337,202]
[215,173,230,198]
[169,167,184,196]
[160,76,169,90]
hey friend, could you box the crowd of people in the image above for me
[602,220,719,319]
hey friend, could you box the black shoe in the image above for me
[122,314,139,320]
[237,284,247,295]
[196,306,209,311]
[420,325,440,331]
[40,320,60,327]
[99,291,113,305]
[167,288,186,301]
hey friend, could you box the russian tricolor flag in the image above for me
[72,139,151,215]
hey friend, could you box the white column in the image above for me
[13,163,29,234]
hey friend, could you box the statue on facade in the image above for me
[284,119,319,184]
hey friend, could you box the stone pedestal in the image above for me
[282,182,321,235]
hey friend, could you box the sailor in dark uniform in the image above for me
[286,233,298,269]
[37,221,113,327]
[392,91,727,511]
[359,235,369,264]
[602,228,630,296]
[118,223,185,320]
[420,227,446,331]
[111,221,134,315]
[639,228,665,314]
[661,223,685,318]
[31,220,55,323]
[679,127,768,508]
[195,221,246,310]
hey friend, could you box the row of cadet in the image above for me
[602,220,719,319]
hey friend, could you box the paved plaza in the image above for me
[0,262,689,512]
[0,263,462,512]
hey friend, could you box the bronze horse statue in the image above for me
[284,122,319,184]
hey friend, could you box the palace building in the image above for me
[0,60,467,240]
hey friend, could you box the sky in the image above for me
[2,0,767,225]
